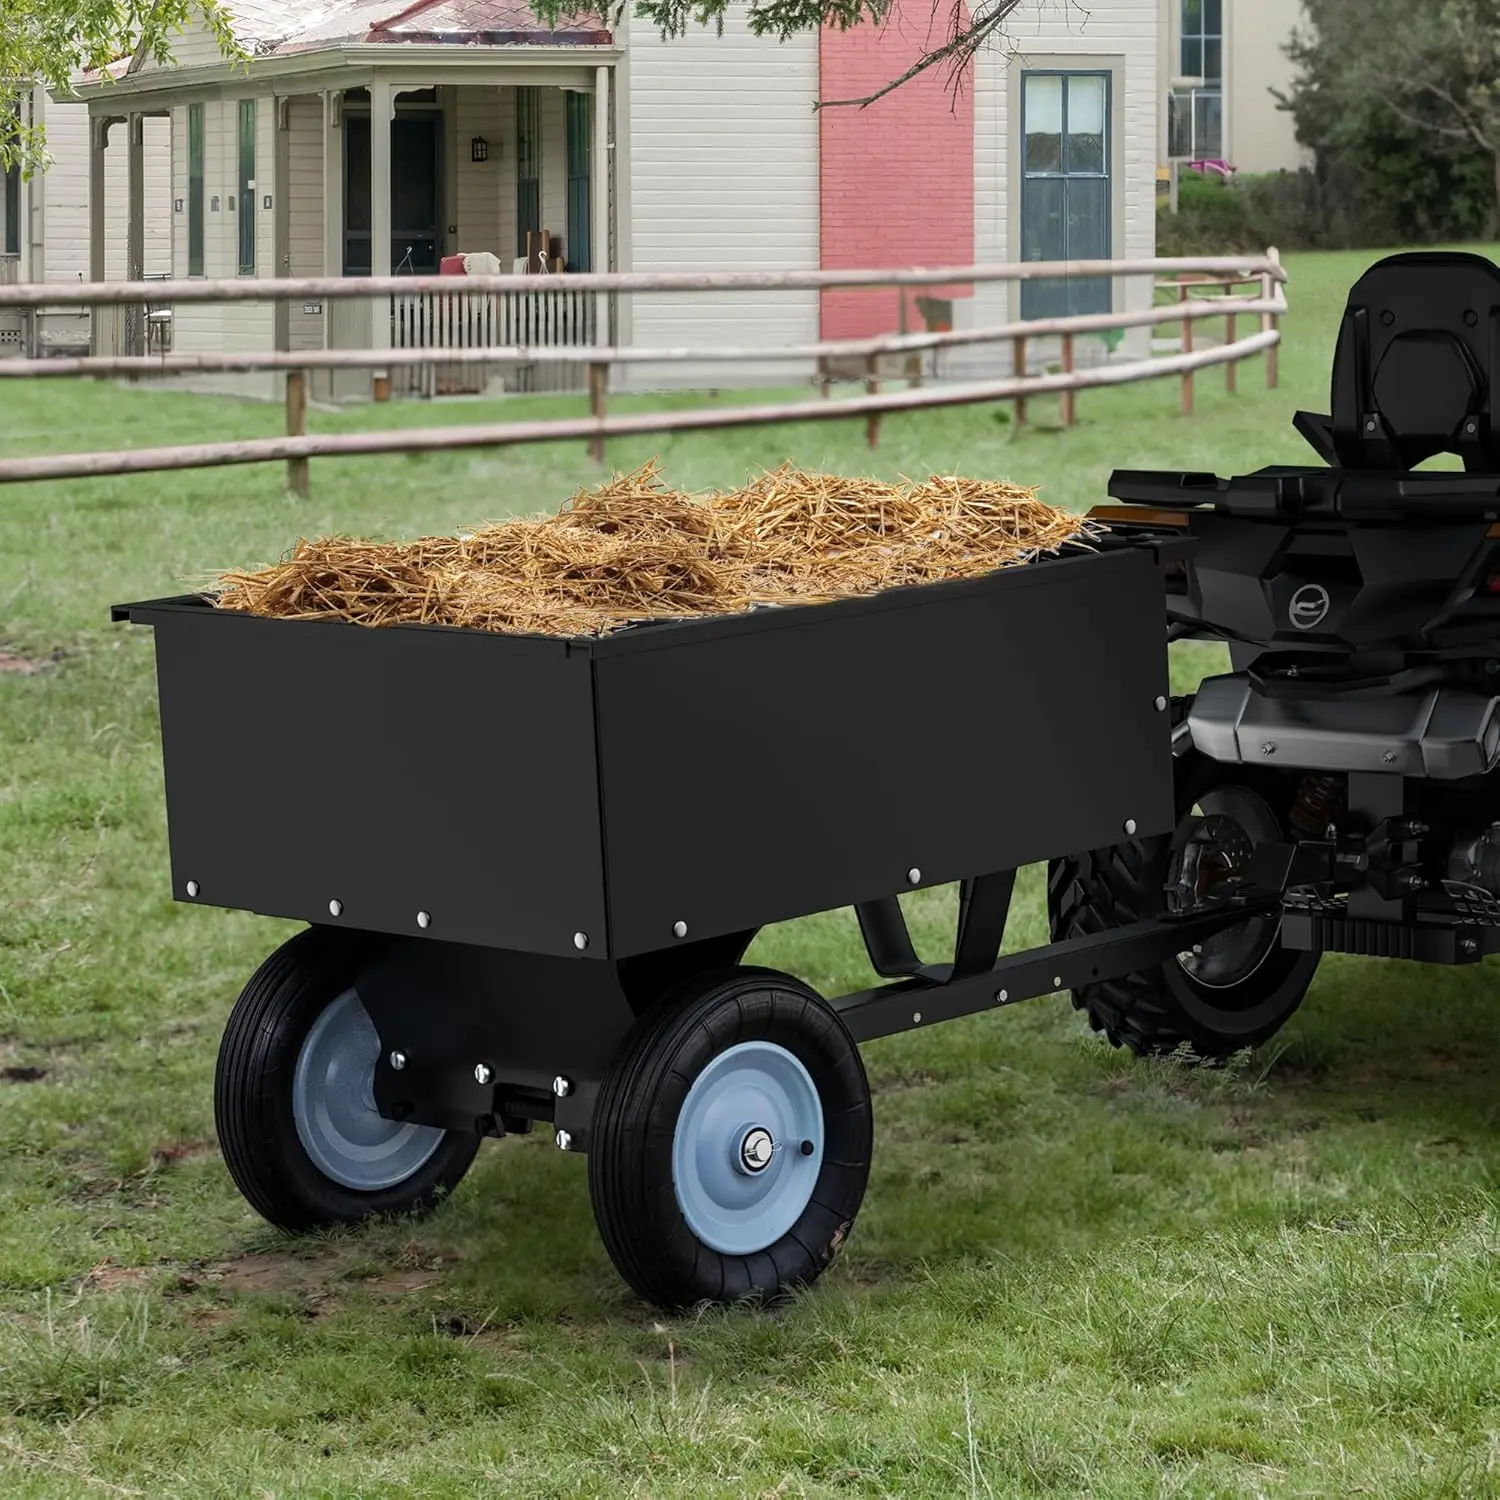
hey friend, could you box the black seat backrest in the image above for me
[1315,250,1500,471]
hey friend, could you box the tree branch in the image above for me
[814,0,1022,109]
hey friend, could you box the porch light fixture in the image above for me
[471,136,489,163]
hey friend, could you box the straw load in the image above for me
[208,462,1099,638]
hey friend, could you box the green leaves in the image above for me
[0,0,245,174]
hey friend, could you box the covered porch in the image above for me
[72,0,618,401]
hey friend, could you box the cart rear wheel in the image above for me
[588,967,872,1310]
[1047,730,1320,1061]
[215,928,480,1233]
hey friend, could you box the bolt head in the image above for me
[474,1063,493,1085]
[1382,750,1397,765]
[552,1075,572,1098]
[1124,818,1138,836]
[907,867,922,885]
[556,1129,573,1152]
[185,880,199,898]
[389,1050,407,1071]
[996,988,1009,1004]
[1052,975,1062,989]
[912,1011,922,1024]
[672,920,688,939]
[1154,695,1167,712]
[328,898,343,917]
[573,931,589,951]
[416,910,431,929]
[1261,742,1276,756]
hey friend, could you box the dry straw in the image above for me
[208,461,1101,638]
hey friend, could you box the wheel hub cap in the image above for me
[292,988,445,1192]
[672,1040,824,1255]
[737,1126,776,1174]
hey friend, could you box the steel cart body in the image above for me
[117,533,1271,1308]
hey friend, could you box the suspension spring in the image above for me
[1289,772,1345,837]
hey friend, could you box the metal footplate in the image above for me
[1187,674,1500,779]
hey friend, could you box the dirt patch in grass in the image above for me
[0,1065,48,1082]
[0,645,66,675]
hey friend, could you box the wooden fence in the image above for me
[0,252,1287,496]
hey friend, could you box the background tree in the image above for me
[1,0,243,172]
[1281,0,1500,239]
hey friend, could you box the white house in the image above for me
[2,86,172,355]
[59,0,1160,399]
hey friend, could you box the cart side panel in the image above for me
[146,607,608,957]
[593,552,1173,958]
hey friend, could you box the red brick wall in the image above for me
[818,4,975,341]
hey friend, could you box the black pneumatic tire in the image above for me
[1047,715,1321,1061]
[588,967,873,1311]
[215,927,480,1233]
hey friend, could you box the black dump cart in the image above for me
[116,529,1274,1310]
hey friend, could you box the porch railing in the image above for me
[390,285,601,398]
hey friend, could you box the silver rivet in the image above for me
[416,910,431,929]
[1053,976,1062,988]
[1365,418,1377,432]
[1261,742,1276,756]
[556,1129,573,1151]
[672,920,688,939]
[552,1075,572,1098]
[907,867,921,885]
[389,1050,407,1071]
[474,1063,492,1085]
[996,988,1009,1003]
[1382,750,1397,764]
[185,880,199,898]
[1124,818,1138,836]
[1467,421,1478,435]
[573,931,589,951]
[912,1011,922,1024]
[328,898,343,917]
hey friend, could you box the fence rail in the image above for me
[0,252,1287,493]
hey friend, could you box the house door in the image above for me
[343,111,441,274]
[1020,72,1111,320]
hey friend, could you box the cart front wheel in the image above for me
[589,968,872,1310]
[215,928,480,1233]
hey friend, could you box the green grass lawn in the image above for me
[1,246,1498,1498]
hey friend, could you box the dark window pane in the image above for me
[345,115,370,233]
[1202,38,1222,83]
[1066,177,1110,260]
[1182,0,1202,35]
[1024,73,1063,172]
[1065,75,1107,175]
[1180,37,1203,79]
[343,233,371,276]
[1167,91,1192,158]
[391,118,437,235]
[1204,0,1221,33]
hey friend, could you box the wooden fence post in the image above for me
[588,361,608,464]
[1263,246,1282,390]
[1013,335,1028,426]
[285,369,309,497]
[865,354,881,449]
[1061,333,1076,427]
[1225,304,1237,393]
[1180,284,1194,417]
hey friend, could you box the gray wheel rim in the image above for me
[671,1040,824,1256]
[292,988,445,1192]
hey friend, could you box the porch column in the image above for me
[126,113,145,357]
[88,114,115,356]
[593,66,611,356]
[368,78,392,389]
[323,90,343,351]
